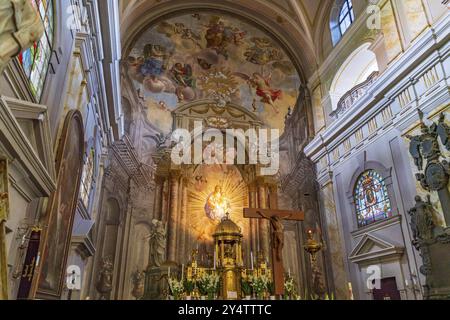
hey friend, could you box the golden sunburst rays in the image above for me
[187,165,249,244]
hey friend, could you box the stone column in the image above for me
[167,171,180,262]
[153,176,164,221]
[178,178,188,263]
[258,184,270,259]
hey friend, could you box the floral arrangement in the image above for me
[250,274,270,299]
[241,278,252,297]
[284,277,296,297]
[168,277,184,300]
[198,272,220,299]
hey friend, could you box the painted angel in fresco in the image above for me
[170,63,196,101]
[141,44,168,77]
[204,16,246,59]
[234,72,282,113]
[157,21,202,49]
[244,37,283,65]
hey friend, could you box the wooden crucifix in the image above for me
[243,208,304,296]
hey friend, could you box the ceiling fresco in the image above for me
[126,12,301,134]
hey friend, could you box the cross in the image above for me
[243,208,304,296]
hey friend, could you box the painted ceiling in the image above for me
[126,12,301,134]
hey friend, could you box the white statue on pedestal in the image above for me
[0,0,44,73]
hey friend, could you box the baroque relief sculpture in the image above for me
[0,0,44,74]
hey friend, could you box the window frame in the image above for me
[338,0,355,36]
[18,0,55,102]
[353,170,393,228]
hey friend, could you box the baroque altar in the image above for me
[182,214,272,300]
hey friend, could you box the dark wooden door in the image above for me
[373,277,402,300]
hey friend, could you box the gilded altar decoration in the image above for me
[205,185,231,221]
[0,159,9,300]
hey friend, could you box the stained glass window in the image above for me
[338,0,355,36]
[354,170,392,227]
[80,148,95,208]
[18,0,54,100]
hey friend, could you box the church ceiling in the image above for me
[125,12,301,134]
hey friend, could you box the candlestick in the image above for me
[181,264,184,281]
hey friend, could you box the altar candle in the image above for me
[213,252,216,270]
[288,268,291,278]
[181,264,184,281]
[168,267,171,278]
[251,251,254,270]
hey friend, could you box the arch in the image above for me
[329,43,379,111]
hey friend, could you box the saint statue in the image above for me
[0,0,44,73]
[408,195,436,242]
[204,185,230,220]
[147,219,166,267]
[96,256,114,300]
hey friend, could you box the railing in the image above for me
[331,71,379,118]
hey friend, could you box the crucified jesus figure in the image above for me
[256,212,292,261]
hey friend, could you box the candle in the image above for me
[213,252,216,270]
[251,251,254,270]
[168,266,170,278]
[181,264,184,281]
[288,268,291,278]
[405,279,409,287]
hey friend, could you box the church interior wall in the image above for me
[0,0,448,301]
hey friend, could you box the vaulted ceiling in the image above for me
[119,0,330,79]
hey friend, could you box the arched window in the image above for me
[18,0,54,100]
[338,0,355,35]
[354,170,392,227]
[80,147,95,208]
[330,0,355,46]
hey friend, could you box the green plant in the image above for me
[268,281,275,296]
[184,279,195,294]
[241,279,252,296]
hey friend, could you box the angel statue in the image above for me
[0,0,44,73]
[234,72,282,113]
[146,219,167,268]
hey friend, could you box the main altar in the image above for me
[181,213,272,300]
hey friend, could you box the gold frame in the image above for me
[33,110,85,299]
[0,158,10,300]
